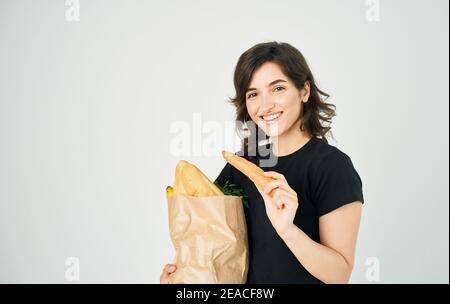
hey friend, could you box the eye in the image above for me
[247,92,257,99]
[274,86,285,92]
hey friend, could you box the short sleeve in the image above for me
[214,162,234,187]
[312,151,364,217]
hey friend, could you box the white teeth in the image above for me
[262,112,282,121]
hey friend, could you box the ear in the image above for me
[300,81,311,103]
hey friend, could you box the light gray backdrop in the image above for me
[0,0,448,283]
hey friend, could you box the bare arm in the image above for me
[279,202,363,283]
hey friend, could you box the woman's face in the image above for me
[245,61,309,138]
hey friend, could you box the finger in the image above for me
[167,265,177,274]
[162,264,177,276]
[273,187,297,204]
[160,273,171,284]
[160,271,168,283]
[256,185,278,209]
[272,191,285,209]
[274,192,299,211]
[272,188,296,202]
[167,264,177,274]
[160,265,177,283]
[272,188,287,202]
[161,273,172,284]
[163,264,174,272]
[255,185,270,200]
[263,171,287,182]
[275,193,296,210]
[263,180,290,195]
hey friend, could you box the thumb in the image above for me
[168,265,177,273]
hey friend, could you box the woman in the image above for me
[161,41,364,284]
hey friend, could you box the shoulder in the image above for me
[306,138,363,193]
[308,138,356,174]
[310,137,343,159]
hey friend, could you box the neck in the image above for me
[271,120,312,157]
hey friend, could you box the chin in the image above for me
[258,122,284,138]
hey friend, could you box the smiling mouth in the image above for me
[260,111,283,123]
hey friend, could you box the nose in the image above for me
[260,94,275,113]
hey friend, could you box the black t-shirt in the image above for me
[214,137,364,284]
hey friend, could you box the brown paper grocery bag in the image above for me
[167,194,249,284]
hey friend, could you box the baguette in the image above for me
[221,150,275,197]
[173,160,223,196]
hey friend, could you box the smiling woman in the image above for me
[161,41,365,284]
[218,42,364,284]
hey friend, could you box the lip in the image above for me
[260,111,283,124]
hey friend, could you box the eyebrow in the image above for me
[246,79,287,93]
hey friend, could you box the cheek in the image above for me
[280,92,301,117]
[277,90,298,107]
[245,101,259,119]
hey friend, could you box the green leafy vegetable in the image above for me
[214,180,249,208]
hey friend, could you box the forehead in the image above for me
[248,62,288,86]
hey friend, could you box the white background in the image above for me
[0,0,448,283]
